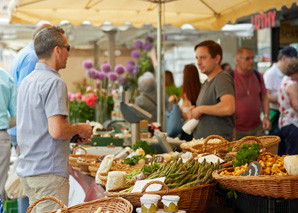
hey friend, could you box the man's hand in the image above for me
[262,117,271,130]
[77,123,93,139]
[187,106,195,119]
[191,106,203,120]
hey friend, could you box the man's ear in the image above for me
[215,54,221,64]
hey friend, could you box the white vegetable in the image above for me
[284,155,298,175]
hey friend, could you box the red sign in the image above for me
[251,11,276,30]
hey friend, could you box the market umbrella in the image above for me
[8,0,296,126]
[8,0,296,30]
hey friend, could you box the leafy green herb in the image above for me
[232,143,261,167]
[228,146,233,152]
[122,155,145,166]
[133,140,156,154]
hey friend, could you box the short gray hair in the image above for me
[138,72,156,93]
[34,26,66,59]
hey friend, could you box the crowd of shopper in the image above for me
[1,26,298,212]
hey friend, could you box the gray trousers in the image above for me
[0,130,11,198]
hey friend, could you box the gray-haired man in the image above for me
[16,26,92,212]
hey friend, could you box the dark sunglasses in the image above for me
[58,45,70,52]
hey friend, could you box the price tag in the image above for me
[239,162,262,176]
[145,156,164,164]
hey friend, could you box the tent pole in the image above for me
[157,1,162,128]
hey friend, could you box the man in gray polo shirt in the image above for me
[16,26,92,213]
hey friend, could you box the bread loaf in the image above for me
[284,155,298,175]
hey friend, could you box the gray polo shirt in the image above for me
[16,63,69,178]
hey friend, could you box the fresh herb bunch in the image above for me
[133,140,156,154]
[232,143,261,167]
[122,155,145,166]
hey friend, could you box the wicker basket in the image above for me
[257,136,280,154]
[212,168,298,199]
[69,147,87,170]
[98,172,108,186]
[88,163,101,177]
[69,147,104,172]
[189,135,236,155]
[232,136,263,152]
[26,196,133,213]
[106,180,216,213]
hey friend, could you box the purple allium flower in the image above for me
[96,72,106,81]
[133,66,140,77]
[119,76,128,86]
[127,60,135,66]
[89,68,99,79]
[146,36,153,43]
[144,43,152,51]
[131,49,141,58]
[107,72,118,82]
[134,40,143,49]
[101,63,112,73]
[82,60,93,69]
[114,64,125,75]
[126,64,134,73]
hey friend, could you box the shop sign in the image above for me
[251,11,276,30]
[239,162,262,176]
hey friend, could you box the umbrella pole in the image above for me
[157,1,164,129]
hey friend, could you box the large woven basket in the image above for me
[106,180,216,213]
[26,196,133,213]
[88,163,101,177]
[69,147,87,170]
[231,135,280,154]
[189,135,236,155]
[256,135,280,154]
[69,147,104,172]
[212,168,298,199]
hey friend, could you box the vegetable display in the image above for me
[121,155,145,166]
[133,140,157,154]
[232,143,261,167]
[122,158,220,192]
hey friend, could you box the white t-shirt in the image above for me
[264,63,284,110]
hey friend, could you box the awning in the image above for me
[8,0,296,30]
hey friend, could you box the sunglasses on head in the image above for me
[58,45,70,52]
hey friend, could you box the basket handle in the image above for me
[26,196,67,213]
[141,180,169,193]
[202,135,227,151]
[73,146,87,155]
[257,152,276,162]
[232,136,263,152]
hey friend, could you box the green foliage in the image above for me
[166,84,181,97]
[121,155,145,166]
[133,140,157,154]
[232,143,261,167]
[69,100,96,124]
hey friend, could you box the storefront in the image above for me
[236,2,298,73]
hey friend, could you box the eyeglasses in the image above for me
[58,45,70,52]
[241,56,254,61]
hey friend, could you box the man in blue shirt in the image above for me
[7,24,51,153]
[0,67,17,199]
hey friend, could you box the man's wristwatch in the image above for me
[264,114,269,118]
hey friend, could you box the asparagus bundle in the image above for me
[122,158,220,192]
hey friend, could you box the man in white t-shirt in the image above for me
[264,46,297,155]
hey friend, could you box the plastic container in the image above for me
[162,195,180,212]
[140,194,160,213]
